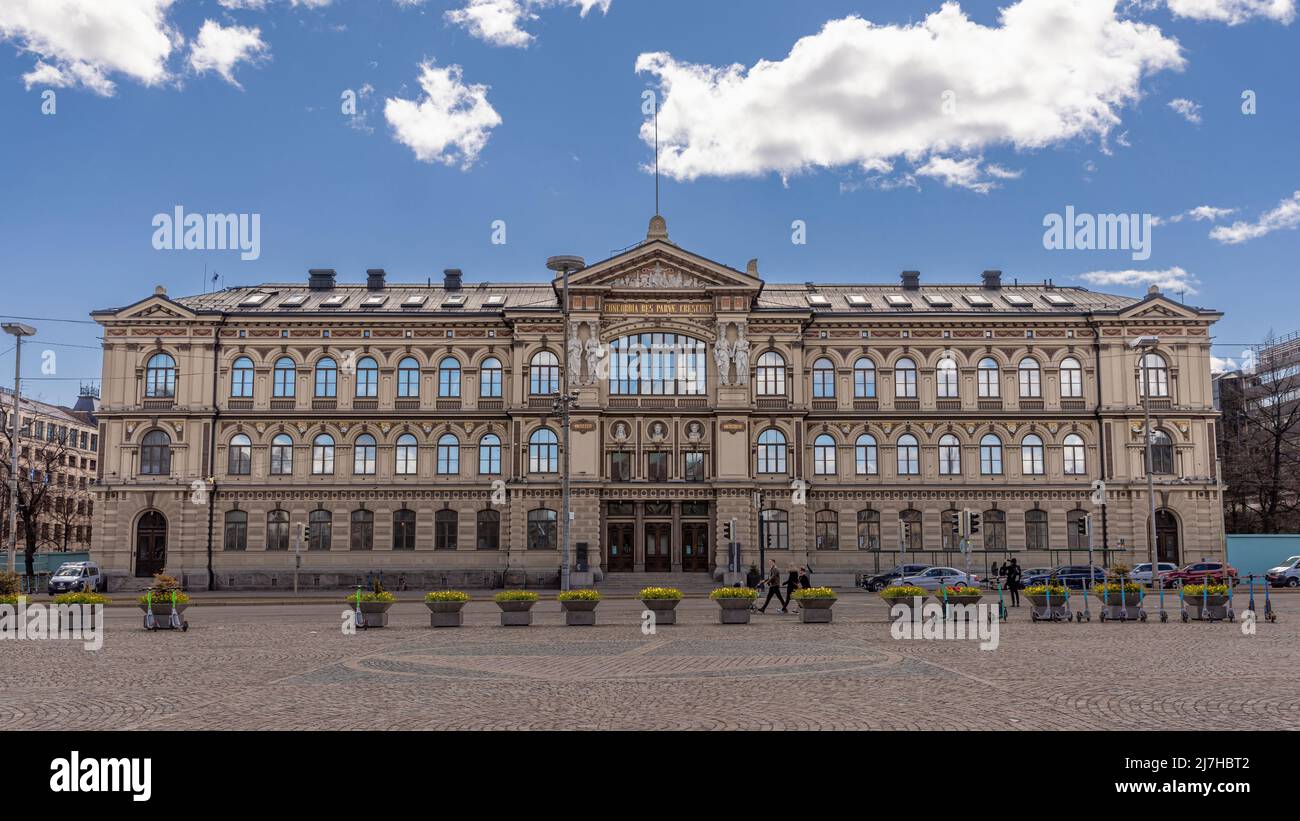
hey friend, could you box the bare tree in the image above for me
[0,424,77,578]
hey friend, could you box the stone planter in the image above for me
[138,602,189,630]
[56,605,104,631]
[1184,593,1229,608]
[640,598,680,625]
[355,601,393,628]
[1095,590,1144,607]
[426,600,466,628]
[1025,593,1067,608]
[561,599,599,626]
[880,593,926,612]
[497,599,535,626]
[940,594,983,607]
[715,597,752,624]
[797,597,835,623]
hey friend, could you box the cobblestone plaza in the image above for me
[4,593,1294,731]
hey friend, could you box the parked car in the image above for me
[862,563,931,592]
[891,566,979,591]
[1049,565,1108,590]
[1160,561,1239,588]
[1130,562,1178,587]
[1018,567,1057,587]
[46,562,105,595]
[1265,555,1300,588]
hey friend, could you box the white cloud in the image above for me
[1164,0,1295,25]
[913,156,1022,193]
[0,0,181,96]
[446,0,610,48]
[1210,355,1238,373]
[384,60,502,168]
[1167,97,1202,123]
[635,0,1184,184]
[188,20,268,89]
[1209,190,1300,244]
[1079,266,1201,294]
[1168,204,1235,222]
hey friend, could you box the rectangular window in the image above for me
[611,451,633,482]
[647,452,668,482]
[684,452,705,482]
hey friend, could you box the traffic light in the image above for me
[1075,514,1089,537]
[723,520,733,542]
[968,512,981,535]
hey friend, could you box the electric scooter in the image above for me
[169,589,187,631]
[353,585,368,630]
[143,590,159,631]
[996,580,1008,622]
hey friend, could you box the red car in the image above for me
[1159,561,1239,588]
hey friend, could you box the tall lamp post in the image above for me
[3,322,37,574]
[1132,335,1160,576]
[547,255,585,592]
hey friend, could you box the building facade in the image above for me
[90,217,1225,588]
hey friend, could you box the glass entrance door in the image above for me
[644,522,671,572]
[681,522,709,572]
[606,522,634,572]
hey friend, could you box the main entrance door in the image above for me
[681,522,709,572]
[1154,510,1180,565]
[645,523,671,572]
[606,522,634,572]
[135,510,167,578]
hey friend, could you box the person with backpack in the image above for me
[1005,558,1023,607]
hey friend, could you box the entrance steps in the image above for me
[597,572,719,595]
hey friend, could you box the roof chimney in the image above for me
[982,269,1002,290]
[366,268,386,291]
[308,268,336,291]
[443,268,463,291]
[900,270,920,291]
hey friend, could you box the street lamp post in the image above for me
[3,322,37,574]
[546,255,585,592]
[1132,336,1160,576]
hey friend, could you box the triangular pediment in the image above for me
[1117,295,1202,320]
[110,294,198,321]
[559,239,762,292]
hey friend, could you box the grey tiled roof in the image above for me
[172,283,559,314]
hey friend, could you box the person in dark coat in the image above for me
[784,566,800,612]
[798,566,811,589]
[758,560,786,613]
[1005,558,1023,607]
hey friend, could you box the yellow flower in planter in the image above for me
[637,587,683,600]
[557,590,601,602]
[709,587,757,599]
[424,590,471,602]
[792,587,837,600]
[879,585,926,599]
[493,591,540,602]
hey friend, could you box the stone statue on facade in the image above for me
[714,321,749,386]
[568,320,604,387]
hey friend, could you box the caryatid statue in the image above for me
[714,321,750,386]
[568,320,604,387]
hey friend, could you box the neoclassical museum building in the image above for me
[89,217,1225,588]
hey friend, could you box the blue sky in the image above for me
[1,0,1297,405]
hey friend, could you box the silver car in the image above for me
[1130,562,1178,587]
[1266,555,1300,588]
[891,566,979,590]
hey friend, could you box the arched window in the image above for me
[314,357,337,398]
[273,357,296,398]
[756,351,786,396]
[354,356,378,399]
[1060,357,1083,399]
[530,351,560,396]
[393,509,416,551]
[436,433,459,475]
[857,509,881,550]
[223,510,247,551]
[896,434,920,475]
[855,433,878,475]
[608,333,708,395]
[351,434,375,475]
[757,428,787,474]
[978,357,1000,398]
[938,434,961,475]
[980,434,1003,475]
[231,356,254,398]
[266,510,289,551]
[1063,433,1087,475]
[308,509,332,551]
[1018,358,1041,398]
[900,509,922,550]
[528,508,557,549]
[1150,430,1174,475]
[812,358,836,399]
[477,509,501,550]
[894,357,917,398]
[813,434,837,475]
[936,357,958,399]
[434,509,458,550]
[760,508,789,550]
[479,434,502,474]
[438,357,461,398]
[396,433,419,475]
[480,357,503,398]
[529,428,558,473]
[312,434,336,475]
[270,433,293,475]
[983,509,1007,551]
[1021,434,1045,475]
[140,430,171,475]
[1025,509,1049,550]
[815,509,839,550]
[228,433,252,475]
[1139,352,1169,398]
[853,357,877,399]
[396,357,421,399]
[350,509,374,551]
[145,353,177,399]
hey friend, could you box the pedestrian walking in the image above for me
[798,566,811,589]
[784,566,800,613]
[758,560,786,613]
[1006,558,1023,607]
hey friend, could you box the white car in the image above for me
[46,562,106,595]
[1130,562,1178,587]
[891,566,979,590]
[1266,555,1300,588]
